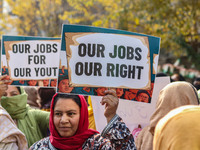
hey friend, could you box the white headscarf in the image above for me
[0,105,28,150]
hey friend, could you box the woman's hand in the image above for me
[0,75,11,97]
[100,90,119,123]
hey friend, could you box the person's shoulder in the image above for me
[29,137,50,150]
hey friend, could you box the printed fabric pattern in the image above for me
[29,115,136,150]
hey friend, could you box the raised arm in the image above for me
[0,75,10,98]
[100,90,136,150]
[100,90,119,123]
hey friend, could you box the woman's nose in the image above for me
[60,114,69,123]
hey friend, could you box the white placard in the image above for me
[67,33,151,89]
[92,76,170,132]
[5,40,60,80]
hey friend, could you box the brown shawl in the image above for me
[135,81,199,150]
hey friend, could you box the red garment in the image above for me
[49,93,99,150]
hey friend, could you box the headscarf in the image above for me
[24,87,40,109]
[88,96,96,130]
[0,105,28,150]
[149,81,199,134]
[1,87,28,119]
[153,105,200,150]
[136,81,199,150]
[49,93,99,150]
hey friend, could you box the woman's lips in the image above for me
[59,127,71,131]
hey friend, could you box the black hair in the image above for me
[194,77,200,82]
[194,84,200,91]
[178,74,185,81]
[53,93,81,110]
[38,87,56,109]
[156,72,168,77]
[16,87,21,94]
[193,77,200,91]
[58,74,69,84]
[171,73,185,82]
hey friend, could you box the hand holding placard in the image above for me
[101,90,119,123]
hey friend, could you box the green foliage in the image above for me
[1,0,199,69]
[143,0,200,69]
[2,0,67,37]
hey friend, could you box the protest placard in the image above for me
[1,35,60,87]
[58,25,160,103]
[92,76,171,132]
[66,33,150,89]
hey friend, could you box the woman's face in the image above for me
[124,91,136,100]
[95,87,107,96]
[58,79,74,93]
[51,79,57,87]
[28,80,37,86]
[137,93,149,103]
[116,88,124,97]
[83,87,90,93]
[5,86,20,97]
[43,80,49,86]
[54,98,80,137]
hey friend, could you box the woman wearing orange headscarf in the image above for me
[153,105,200,150]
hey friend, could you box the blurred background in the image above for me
[0,0,199,82]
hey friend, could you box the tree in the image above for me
[2,0,68,37]
[139,0,200,69]
[1,0,199,69]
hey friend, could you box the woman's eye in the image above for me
[55,112,62,116]
[68,112,75,116]
[10,92,19,96]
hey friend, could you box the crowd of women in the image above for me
[0,73,200,150]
